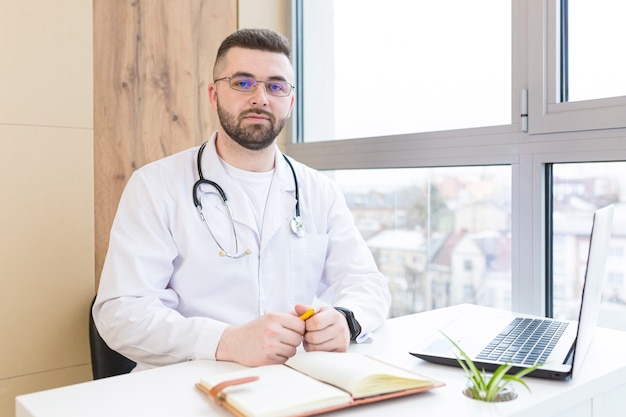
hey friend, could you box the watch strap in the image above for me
[334,307,361,341]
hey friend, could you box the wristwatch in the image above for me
[334,307,361,341]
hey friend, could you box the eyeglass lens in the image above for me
[228,76,292,96]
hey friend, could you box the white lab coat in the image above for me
[93,132,390,371]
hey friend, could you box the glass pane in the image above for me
[565,0,626,102]
[300,0,511,142]
[325,166,512,317]
[552,162,625,331]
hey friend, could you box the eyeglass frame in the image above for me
[214,75,295,97]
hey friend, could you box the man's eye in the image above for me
[268,82,285,92]
[233,79,255,90]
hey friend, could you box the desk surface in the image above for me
[15,304,626,417]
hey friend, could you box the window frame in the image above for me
[528,0,626,134]
[285,0,626,316]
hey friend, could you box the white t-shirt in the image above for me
[220,159,274,235]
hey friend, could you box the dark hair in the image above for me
[214,29,291,75]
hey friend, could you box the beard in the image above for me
[217,104,287,151]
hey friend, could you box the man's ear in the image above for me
[286,93,295,118]
[208,82,218,111]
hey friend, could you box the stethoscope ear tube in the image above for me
[194,142,228,209]
[281,154,301,220]
[193,141,304,240]
[193,178,228,209]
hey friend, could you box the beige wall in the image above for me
[0,1,94,416]
[239,0,290,33]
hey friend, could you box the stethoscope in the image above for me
[192,141,304,259]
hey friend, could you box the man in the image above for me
[93,28,390,371]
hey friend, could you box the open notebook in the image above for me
[196,351,443,417]
[409,204,614,380]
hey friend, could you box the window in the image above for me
[607,272,623,286]
[551,161,626,329]
[297,0,511,142]
[563,0,626,102]
[288,0,626,328]
[327,165,511,317]
[528,0,626,133]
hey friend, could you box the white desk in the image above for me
[15,304,626,417]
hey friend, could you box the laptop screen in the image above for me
[570,204,614,379]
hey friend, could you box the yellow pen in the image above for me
[298,307,316,321]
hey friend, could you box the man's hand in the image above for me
[294,304,351,353]
[215,312,305,366]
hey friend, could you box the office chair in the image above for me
[89,295,136,379]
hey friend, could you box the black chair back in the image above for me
[89,296,136,379]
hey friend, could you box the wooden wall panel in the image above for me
[94,0,237,284]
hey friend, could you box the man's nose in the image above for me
[249,82,270,105]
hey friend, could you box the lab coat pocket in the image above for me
[289,234,329,303]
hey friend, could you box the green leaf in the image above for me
[502,375,530,392]
[500,362,544,393]
[485,363,513,401]
[441,334,481,377]
[513,363,544,380]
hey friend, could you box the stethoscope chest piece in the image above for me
[291,216,305,238]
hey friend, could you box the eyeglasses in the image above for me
[214,75,294,97]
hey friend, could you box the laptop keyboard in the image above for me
[476,317,569,366]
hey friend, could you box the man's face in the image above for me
[209,47,295,151]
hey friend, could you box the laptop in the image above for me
[409,204,614,380]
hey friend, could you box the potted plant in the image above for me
[442,333,542,402]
